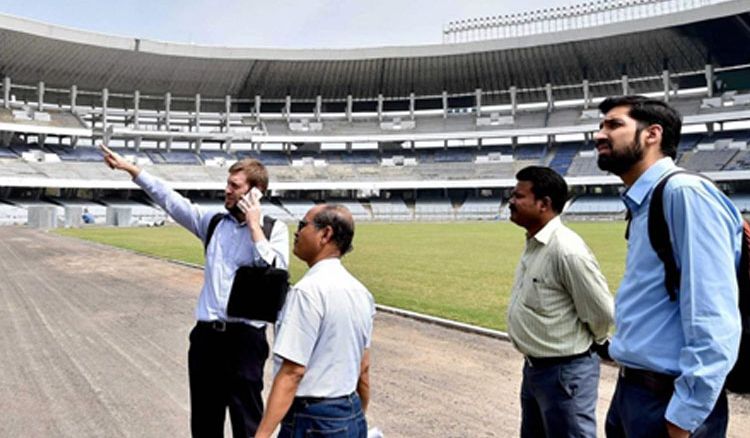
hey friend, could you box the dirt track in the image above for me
[1,226,748,437]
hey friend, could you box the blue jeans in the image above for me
[605,375,728,438]
[520,352,600,438]
[278,393,367,438]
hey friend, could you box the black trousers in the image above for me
[188,322,269,438]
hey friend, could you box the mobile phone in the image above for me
[250,187,263,203]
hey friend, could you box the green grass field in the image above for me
[55,220,628,331]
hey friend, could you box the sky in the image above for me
[0,0,582,49]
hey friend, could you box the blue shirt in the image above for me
[134,170,289,326]
[610,157,742,431]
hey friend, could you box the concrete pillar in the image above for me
[106,207,132,227]
[195,93,202,152]
[164,92,172,151]
[37,81,45,110]
[583,79,590,109]
[409,92,415,120]
[28,206,57,229]
[510,86,517,117]
[475,88,482,116]
[705,64,714,97]
[621,75,629,96]
[64,206,83,228]
[164,92,171,131]
[133,90,140,129]
[545,83,553,112]
[315,95,322,122]
[3,77,10,109]
[377,94,383,121]
[225,95,232,132]
[101,88,109,132]
[70,85,77,112]
[254,95,261,123]
[663,70,670,102]
[284,95,291,122]
[346,95,353,122]
[442,90,448,119]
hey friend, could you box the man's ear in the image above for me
[319,225,334,246]
[645,124,663,146]
[538,196,552,211]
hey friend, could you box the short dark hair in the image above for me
[515,166,568,213]
[312,204,354,255]
[598,95,682,159]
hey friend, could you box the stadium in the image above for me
[2,0,750,436]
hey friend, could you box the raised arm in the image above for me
[100,144,205,237]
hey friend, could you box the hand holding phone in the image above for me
[250,187,263,205]
[237,187,263,214]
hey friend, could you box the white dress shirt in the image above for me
[273,258,375,397]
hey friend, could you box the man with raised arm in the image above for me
[101,145,289,438]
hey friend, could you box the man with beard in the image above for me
[596,96,742,438]
[101,145,289,438]
[507,165,613,438]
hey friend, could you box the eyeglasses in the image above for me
[297,220,310,232]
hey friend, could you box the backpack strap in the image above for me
[648,171,685,301]
[204,213,225,253]
[648,170,713,302]
[204,213,277,256]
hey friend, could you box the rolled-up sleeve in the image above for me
[254,220,290,269]
[665,184,741,431]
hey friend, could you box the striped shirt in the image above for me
[507,216,613,357]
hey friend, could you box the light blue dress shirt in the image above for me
[610,157,742,431]
[134,170,289,326]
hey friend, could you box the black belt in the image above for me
[524,348,592,368]
[619,366,676,396]
[196,320,234,332]
[294,393,354,407]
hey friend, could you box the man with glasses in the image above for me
[255,204,374,438]
[100,145,289,438]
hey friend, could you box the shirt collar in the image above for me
[306,257,342,275]
[622,157,676,210]
[531,215,561,245]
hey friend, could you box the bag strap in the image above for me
[649,170,713,302]
[204,213,225,253]
[648,171,684,301]
[203,213,276,253]
[204,212,277,259]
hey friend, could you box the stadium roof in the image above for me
[0,0,749,101]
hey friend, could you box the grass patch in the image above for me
[55,220,627,331]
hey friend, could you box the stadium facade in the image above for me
[1,0,750,225]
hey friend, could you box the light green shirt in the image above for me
[507,216,614,358]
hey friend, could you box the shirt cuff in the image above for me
[665,394,711,433]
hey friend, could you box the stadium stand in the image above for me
[1,1,750,225]
[456,197,501,220]
[370,199,412,221]
[414,198,455,221]
[565,196,626,216]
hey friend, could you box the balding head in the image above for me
[310,204,355,255]
[294,204,355,266]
